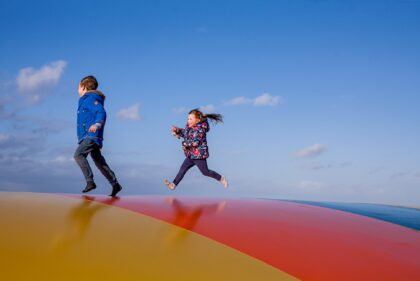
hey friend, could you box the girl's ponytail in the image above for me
[189,109,224,124]
[203,113,223,124]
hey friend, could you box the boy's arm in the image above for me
[88,97,106,132]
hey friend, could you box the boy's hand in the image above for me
[88,125,98,133]
[171,126,177,133]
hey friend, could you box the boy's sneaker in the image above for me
[220,176,229,188]
[82,181,96,193]
[110,182,122,197]
[164,179,176,190]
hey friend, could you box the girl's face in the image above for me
[187,113,199,128]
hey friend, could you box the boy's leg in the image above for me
[173,158,195,186]
[90,147,118,185]
[74,139,97,184]
[193,159,222,181]
[90,146,122,197]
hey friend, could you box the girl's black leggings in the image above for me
[173,158,222,186]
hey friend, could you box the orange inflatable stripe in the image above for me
[79,195,420,281]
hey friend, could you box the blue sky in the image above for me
[0,0,419,205]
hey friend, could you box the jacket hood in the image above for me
[86,90,106,102]
[195,118,210,133]
[89,90,106,99]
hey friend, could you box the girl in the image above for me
[164,109,228,190]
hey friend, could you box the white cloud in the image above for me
[116,103,141,121]
[16,60,67,94]
[253,93,280,106]
[225,93,281,107]
[224,96,253,105]
[199,104,216,113]
[53,155,74,164]
[295,143,327,158]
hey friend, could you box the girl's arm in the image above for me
[172,126,185,138]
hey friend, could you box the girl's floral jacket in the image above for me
[174,119,210,159]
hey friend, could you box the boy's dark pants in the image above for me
[74,138,117,184]
[173,157,222,186]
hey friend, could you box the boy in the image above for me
[74,75,122,197]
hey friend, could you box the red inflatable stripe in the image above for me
[72,195,420,281]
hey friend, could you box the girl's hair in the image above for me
[189,109,223,124]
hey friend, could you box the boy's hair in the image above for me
[80,75,98,91]
[189,109,223,124]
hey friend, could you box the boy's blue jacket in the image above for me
[77,91,107,148]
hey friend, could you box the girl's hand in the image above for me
[172,126,180,138]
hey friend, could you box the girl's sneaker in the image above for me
[164,179,176,190]
[220,176,229,188]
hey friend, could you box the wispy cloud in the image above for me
[0,151,170,194]
[173,107,188,115]
[225,93,281,107]
[295,143,327,158]
[53,155,74,164]
[116,103,141,120]
[173,105,216,115]
[0,132,47,156]
[254,93,280,106]
[0,133,12,145]
[16,60,67,103]
[199,104,216,113]
[225,96,253,105]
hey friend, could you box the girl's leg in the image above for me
[173,158,195,186]
[193,159,222,181]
